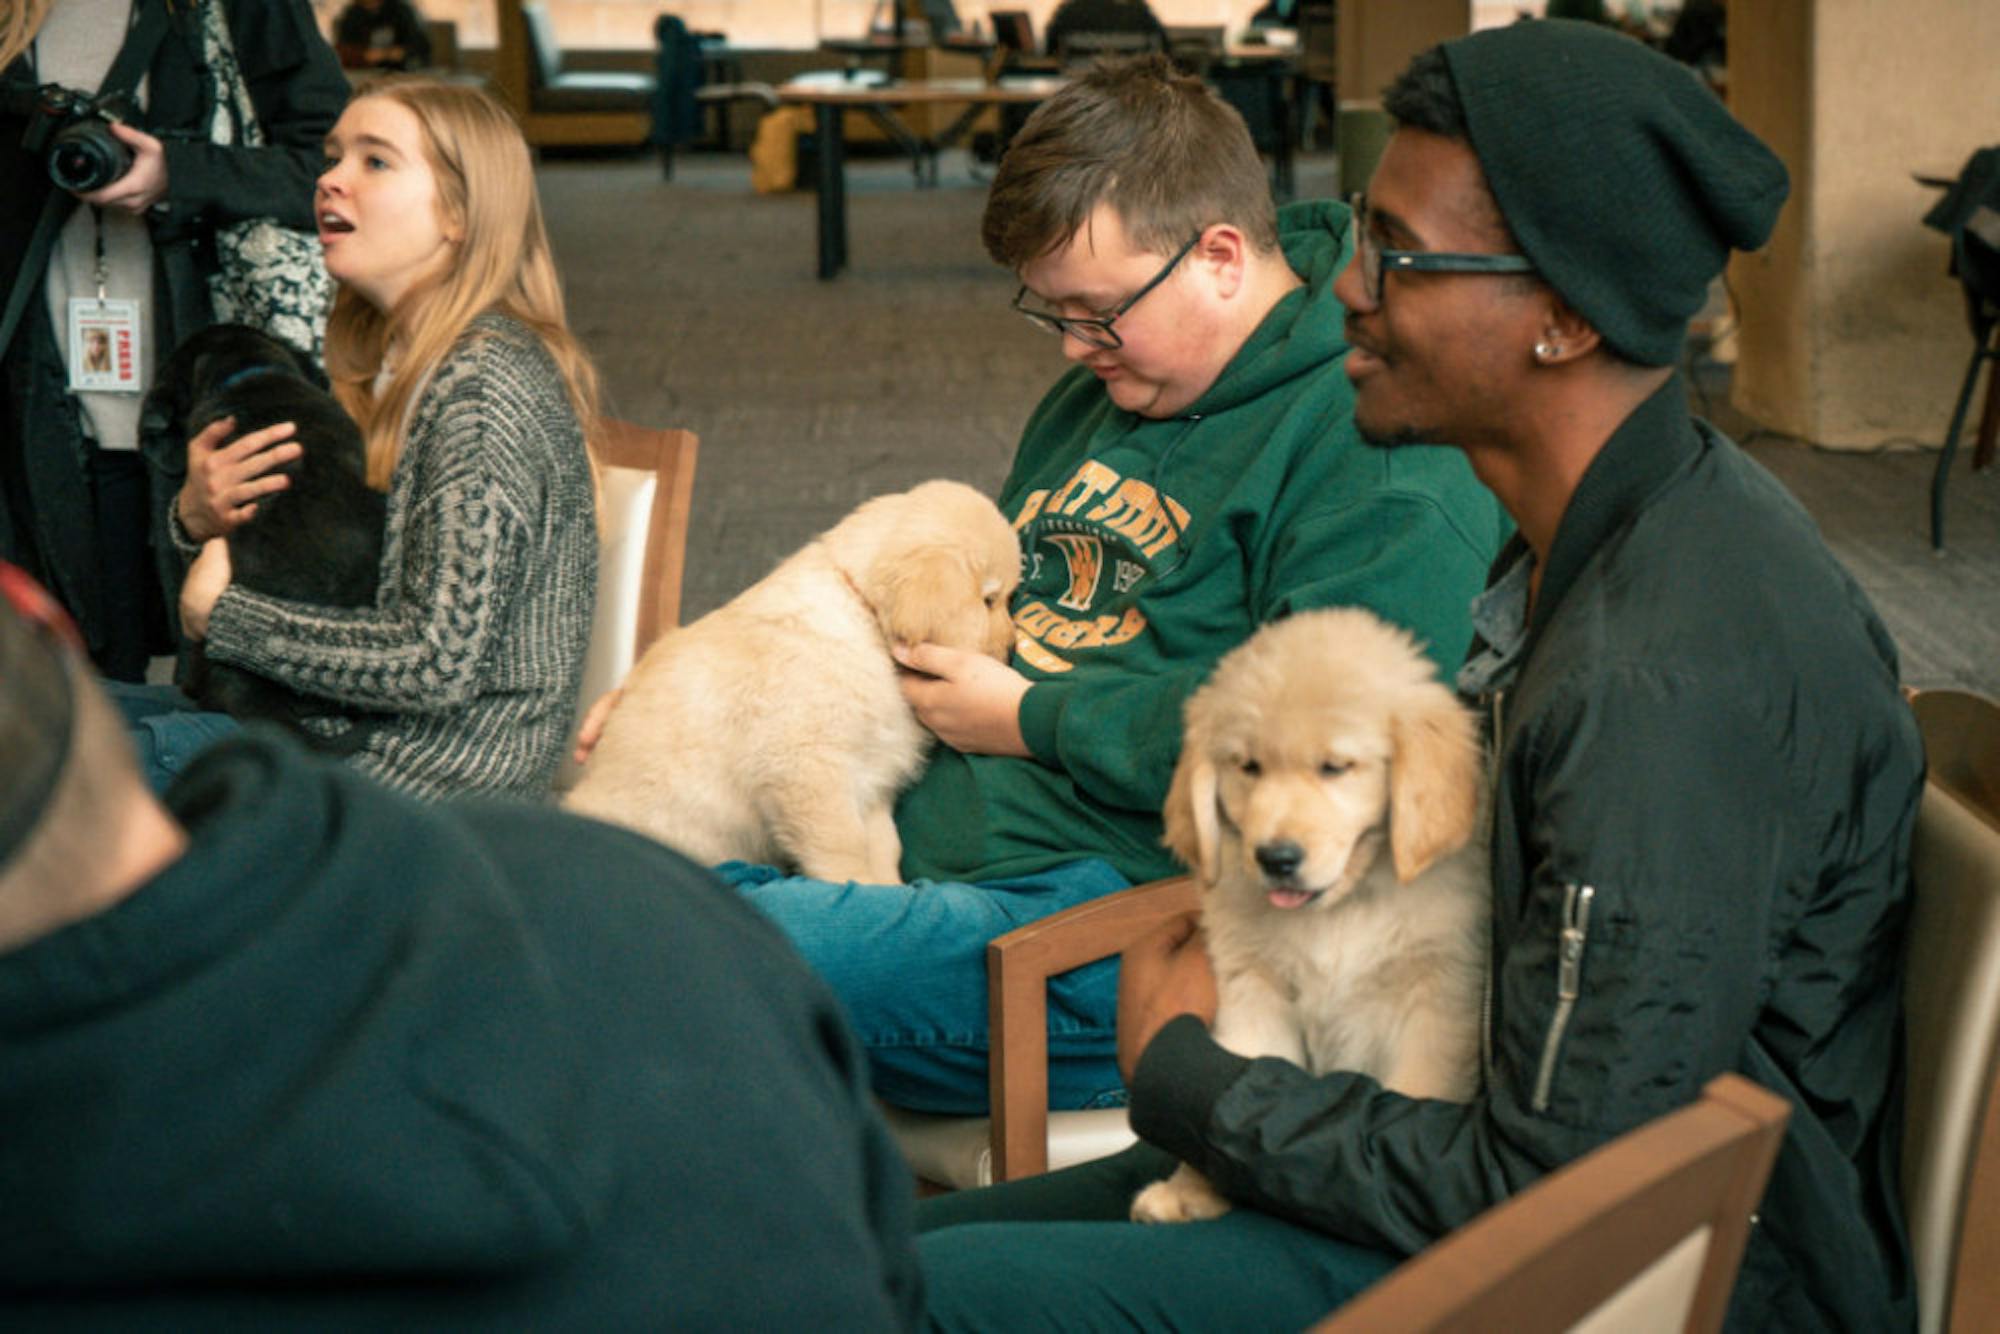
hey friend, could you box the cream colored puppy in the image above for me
[565,480,1020,882]
[1132,608,1489,1224]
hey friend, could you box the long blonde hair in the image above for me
[321,78,601,489]
[1,0,54,71]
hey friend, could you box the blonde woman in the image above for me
[167,79,598,799]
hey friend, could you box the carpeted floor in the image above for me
[538,146,1999,696]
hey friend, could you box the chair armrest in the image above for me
[594,419,699,644]
[987,874,1200,1180]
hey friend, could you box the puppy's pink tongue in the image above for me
[1268,887,1314,910]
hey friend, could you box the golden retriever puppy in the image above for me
[564,480,1020,881]
[1131,607,1490,1224]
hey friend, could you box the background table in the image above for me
[777,76,1065,279]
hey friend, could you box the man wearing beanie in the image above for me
[918,21,1919,1332]
[0,561,923,1326]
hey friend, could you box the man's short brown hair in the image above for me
[981,54,1279,268]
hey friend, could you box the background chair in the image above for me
[555,420,698,790]
[1163,24,1224,76]
[493,0,654,149]
[1295,0,1338,148]
[1313,1074,1790,1334]
[883,876,1197,1188]
[1921,147,2000,549]
[1903,688,2000,1333]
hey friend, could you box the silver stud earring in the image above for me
[1534,341,1559,362]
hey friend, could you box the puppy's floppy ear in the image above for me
[141,329,207,436]
[1388,684,1484,882]
[1162,707,1223,886]
[869,544,978,648]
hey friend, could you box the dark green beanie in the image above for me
[1440,19,1789,366]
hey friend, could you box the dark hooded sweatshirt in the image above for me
[0,735,925,1328]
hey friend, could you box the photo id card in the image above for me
[68,298,143,394]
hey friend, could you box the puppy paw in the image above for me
[1130,1166,1233,1224]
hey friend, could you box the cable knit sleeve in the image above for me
[205,332,545,711]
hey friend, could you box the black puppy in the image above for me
[144,324,386,752]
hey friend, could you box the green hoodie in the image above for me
[896,199,1507,885]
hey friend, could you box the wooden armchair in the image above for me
[1313,1074,1791,1333]
[882,875,1198,1189]
[554,420,698,791]
[1903,688,2000,1332]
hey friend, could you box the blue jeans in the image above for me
[103,680,240,794]
[718,858,1132,1114]
[916,1143,1401,1330]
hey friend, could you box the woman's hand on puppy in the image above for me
[893,642,1030,757]
[178,416,302,543]
[1117,911,1218,1085]
[179,538,233,642]
[572,687,624,765]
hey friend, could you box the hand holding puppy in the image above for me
[894,641,1031,758]
[1117,910,1217,1085]
[178,416,302,542]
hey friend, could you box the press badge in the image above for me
[67,298,142,393]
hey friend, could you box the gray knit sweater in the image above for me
[200,314,597,799]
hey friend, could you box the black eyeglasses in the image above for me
[1350,193,1536,305]
[1011,231,1205,350]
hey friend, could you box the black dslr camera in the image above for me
[7,81,137,193]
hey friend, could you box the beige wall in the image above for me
[1338,0,1473,104]
[1732,0,2000,449]
[385,0,1274,52]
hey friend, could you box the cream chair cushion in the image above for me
[554,463,655,792]
[1902,775,2000,1333]
[880,1105,1136,1191]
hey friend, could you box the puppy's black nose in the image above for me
[1255,841,1304,879]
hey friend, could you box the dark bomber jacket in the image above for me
[1132,377,1921,1331]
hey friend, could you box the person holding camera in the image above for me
[0,0,346,681]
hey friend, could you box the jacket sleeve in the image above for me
[200,344,564,714]
[1129,667,1793,1253]
[1016,488,1493,816]
[159,0,347,232]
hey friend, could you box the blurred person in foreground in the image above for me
[0,559,923,1327]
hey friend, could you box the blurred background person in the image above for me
[0,0,345,681]
[333,0,432,72]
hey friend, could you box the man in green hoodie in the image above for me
[720,54,1505,1117]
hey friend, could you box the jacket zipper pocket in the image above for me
[1532,882,1595,1113]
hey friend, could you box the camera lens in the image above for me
[47,121,131,193]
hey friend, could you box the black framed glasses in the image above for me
[1011,231,1205,350]
[1351,193,1536,305]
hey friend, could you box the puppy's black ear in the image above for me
[140,330,205,436]
[1388,683,1483,882]
[274,332,329,389]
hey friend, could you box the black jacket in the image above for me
[0,0,346,662]
[1132,378,1920,1331]
[0,734,926,1327]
